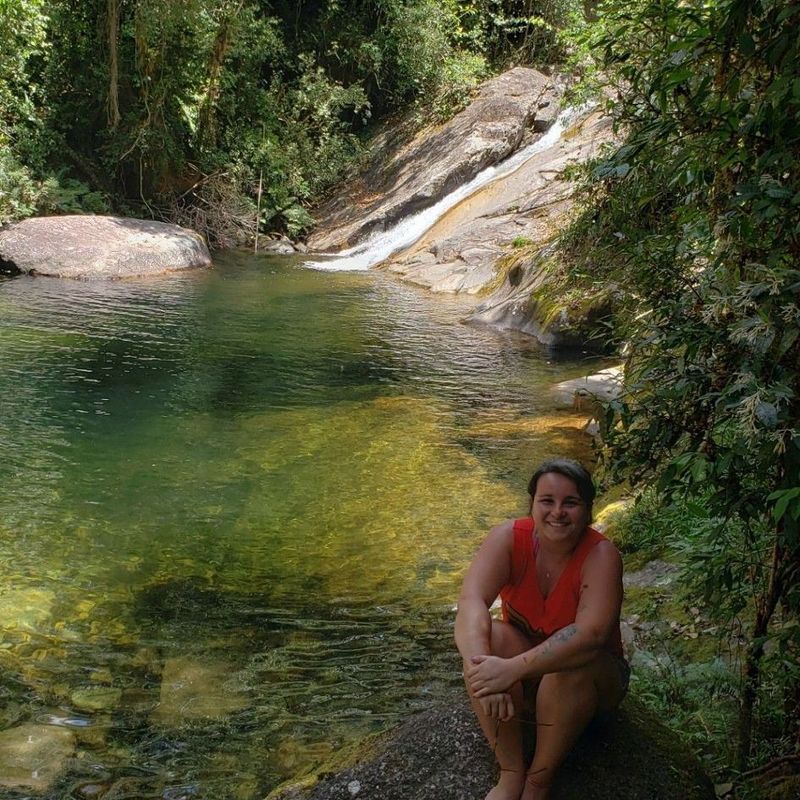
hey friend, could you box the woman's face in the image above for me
[531,471,590,546]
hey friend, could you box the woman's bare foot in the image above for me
[485,768,526,800]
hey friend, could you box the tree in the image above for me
[560,0,800,770]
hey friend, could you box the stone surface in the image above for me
[551,366,624,407]
[151,655,248,725]
[70,686,123,713]
[624,559,680,589]
[267,694,714,800]
[0,723,75,792]
[307,68,560,252]
[386,109,614,296]
[0,215,212,279]
[0,586,56,633]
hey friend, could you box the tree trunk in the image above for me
[107,0,122,128]
[737,538,784,769]
[197,2,243,147]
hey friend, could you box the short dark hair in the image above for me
[527,459,595,518]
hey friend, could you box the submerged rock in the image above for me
[267,694,714,800]
[70,686,123,713]
[151,655,248,725]
[0,586,56,633]
[0,215,212,279]
[308,68,560,252]
[0,723,75,792]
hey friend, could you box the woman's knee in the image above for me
[489,620,534,658]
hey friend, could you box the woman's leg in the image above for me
[522,651,627,800]
[465,620,534,800]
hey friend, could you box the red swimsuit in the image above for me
[500,517,624,659]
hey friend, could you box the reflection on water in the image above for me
[0,252,602,798]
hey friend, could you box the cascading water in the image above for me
[304,104,591,272]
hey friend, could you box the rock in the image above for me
[389,109,614,297]
[0,586,56,633]
[0,215,212,279]
[151,655,248,725]
[308,68,560,252]
[624,560,680,589]
[267,694,714,800]
[551,366,624,407]
[70,686,123,712]
[0,723,75,792]
[260,239,296,255]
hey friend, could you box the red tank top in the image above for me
[500,517,623,658]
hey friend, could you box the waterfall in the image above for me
[304,104,590,272]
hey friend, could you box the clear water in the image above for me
[0,252,602,799]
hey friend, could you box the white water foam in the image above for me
[304,104,591,272]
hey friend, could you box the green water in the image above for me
[0,251,601,799]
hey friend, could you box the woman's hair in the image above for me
[527,458,595,518]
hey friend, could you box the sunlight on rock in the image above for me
[0,587,56,634]
[0,723,75,792]
[151,656,249,726]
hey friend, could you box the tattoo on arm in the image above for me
[521,625,578,664]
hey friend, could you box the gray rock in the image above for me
[391,109,614,298]
[624,560,680,589]
[551,366,624,407]
[267,694,714,800]
[0,215,211,279]
[260,239,296,255]
[0,723,75,792]
[308,68,560,252]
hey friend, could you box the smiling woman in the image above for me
[454,459,627,800]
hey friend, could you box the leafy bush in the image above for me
[0,148,42,224]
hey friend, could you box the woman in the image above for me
[455,459,628,800]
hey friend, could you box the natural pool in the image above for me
[0,251,602,799]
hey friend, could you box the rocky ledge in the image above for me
[0,215,211,279]
[268,693,714,800]
[307,68,561,252]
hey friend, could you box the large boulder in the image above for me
[267,694,714,800]
[385,108,614,295]
[307,68,561,252]
[0,215,211,279]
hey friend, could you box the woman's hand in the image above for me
[466,654,521,697]
[477,691,515,721]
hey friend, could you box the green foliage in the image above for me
[0,148,42,224]
[430,50,489,122]
[511,235,533,248]
[560,0,800,773]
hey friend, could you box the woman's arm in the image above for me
[466,539,622,696]
[454,519,514,662]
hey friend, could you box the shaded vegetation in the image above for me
[549,0,800,794]
[0,0,583,243]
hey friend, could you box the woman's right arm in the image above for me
[454,519,514,662]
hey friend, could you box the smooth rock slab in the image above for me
[552,366,623,407]
[0,723,75,792]
[0,215,211,279]
[151,655,248,725]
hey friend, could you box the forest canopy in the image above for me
[0,0,579,243]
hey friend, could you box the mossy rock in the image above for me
[265,693,714,800]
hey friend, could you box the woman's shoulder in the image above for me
[581,532,623,575]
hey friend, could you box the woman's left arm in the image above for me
[466,540,623,697]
